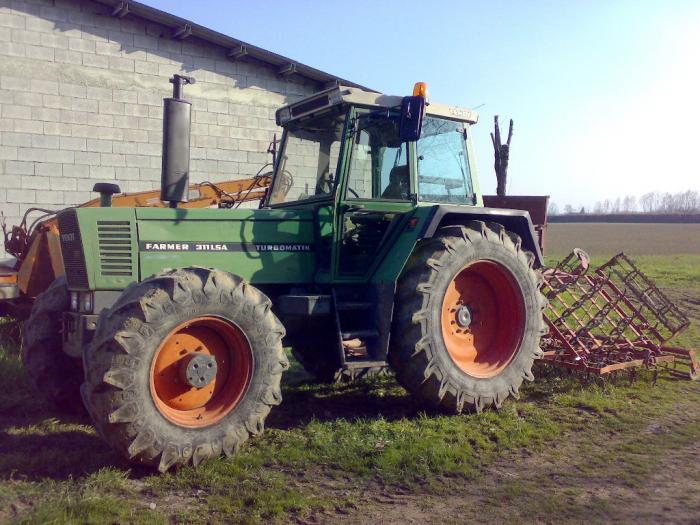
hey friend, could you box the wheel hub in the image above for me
[150,317,253,428]
[441,261,526,378]
[179,352,218,388]
[455,305,472,328]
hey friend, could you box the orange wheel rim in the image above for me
[441,261,525,378]
[150,316,253,428]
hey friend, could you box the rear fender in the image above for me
[423,205,544,268]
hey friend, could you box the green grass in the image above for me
[1,254,699,524]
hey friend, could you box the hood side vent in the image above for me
[97,221,133,277]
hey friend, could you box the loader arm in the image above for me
[1,175,272,312]
[77,176,271,209]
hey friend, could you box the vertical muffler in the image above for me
[161,74,195,208]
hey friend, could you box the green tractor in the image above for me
[23,77,546,471]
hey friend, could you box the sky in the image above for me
[145,0,700,210]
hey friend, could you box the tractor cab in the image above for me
[267,83,480,208]
[265,83,482,281]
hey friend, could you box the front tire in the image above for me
[22,276,83,411]
[389,221,547,413]
[82,267,288,471]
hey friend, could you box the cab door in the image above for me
[331,108,416,281]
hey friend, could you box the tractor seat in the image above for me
[381,165,409,200]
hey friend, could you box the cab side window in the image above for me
[417,117,474,204]
[346,115,410,200]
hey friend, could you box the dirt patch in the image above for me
[318,394,700,525]
[546,223,700,257]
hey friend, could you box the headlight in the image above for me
[81,292,93,313]
[70,292,79,312]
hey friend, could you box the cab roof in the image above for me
[275,85,479,126]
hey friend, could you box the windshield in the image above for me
[268,107,346,205]
[417,116,474,204]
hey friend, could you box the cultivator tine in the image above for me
[597,253,689,337]
[540,250,697,381]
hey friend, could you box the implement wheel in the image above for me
[82,267,288,471]
[389,221,547,412]
[22,276,83,411]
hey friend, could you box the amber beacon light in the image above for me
[412,82,429,101]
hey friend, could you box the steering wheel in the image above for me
[281,171,294,195]
[316,172,335,194]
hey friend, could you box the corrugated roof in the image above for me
[92,0,370,91]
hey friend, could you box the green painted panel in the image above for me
[135,207,312,221]
[371,206,435,283]
[139,250,316,283]
[76,207,138,290]
[137,208,317,284]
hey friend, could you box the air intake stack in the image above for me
[161,74,195,208]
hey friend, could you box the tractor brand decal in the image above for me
[140,242,313,253]
[449,107,470,118]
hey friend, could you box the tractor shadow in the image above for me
[0,335,143,481]
[0,407,142,481]
[3,350,669,481]
[0,355,419,481]
[267,360,426,430]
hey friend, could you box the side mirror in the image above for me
[399,96,425,141]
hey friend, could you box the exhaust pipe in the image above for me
[161,74,195,208]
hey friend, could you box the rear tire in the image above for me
[82,267,288,471]
[22,276,83,411]
[389,221,547,413]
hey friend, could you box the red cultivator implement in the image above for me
[541,250,699,380]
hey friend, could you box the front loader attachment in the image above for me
[540,250,699,380]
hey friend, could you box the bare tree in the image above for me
[491,116,513,197]
[612,197,621,213]
[675,190,700,212]
[660,192,675,212]
[622,195,637,212]
[640,192,658,212]
[548,202,560,216]
[637,190,699,213]
[567,190,697,216]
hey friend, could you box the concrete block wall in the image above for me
[0,0,318,256]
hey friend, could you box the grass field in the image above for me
[546,222,700,257]
[1,249,699,523]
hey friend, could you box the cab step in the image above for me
[341,329,379,340]
[343,360,387,370]
[336,301,373,311]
